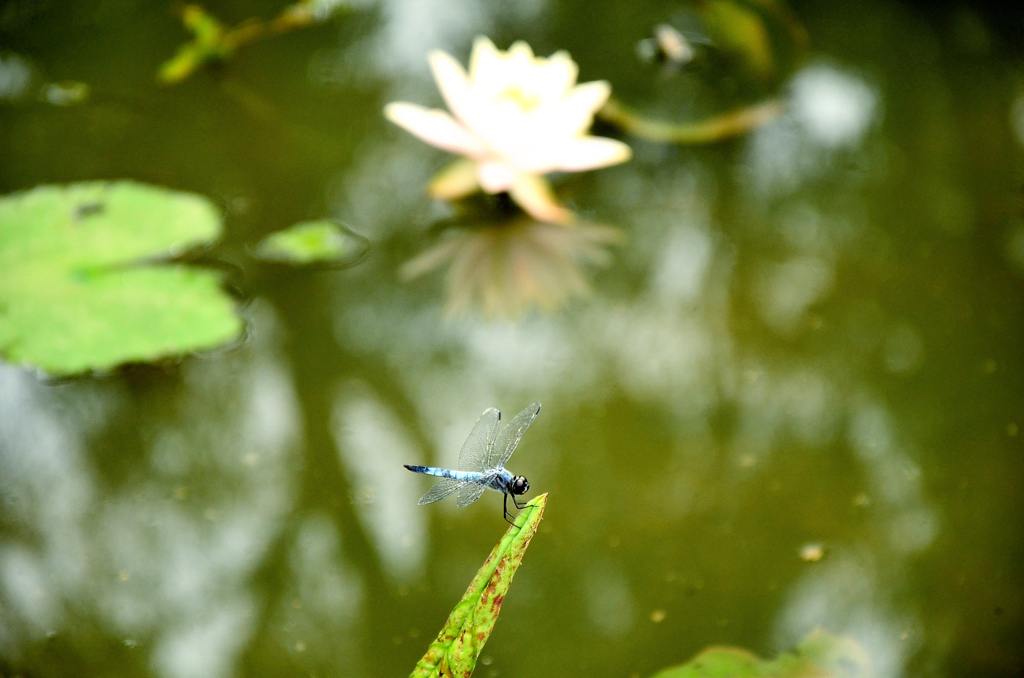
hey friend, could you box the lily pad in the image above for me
[410,493,547,678]
[650,629,871,678]
[254,220,369,266]
[0,181,242,375]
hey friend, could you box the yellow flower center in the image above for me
[495,85,542,112]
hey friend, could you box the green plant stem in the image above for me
[599,97,784,144]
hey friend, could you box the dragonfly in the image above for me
[404,402,540,524]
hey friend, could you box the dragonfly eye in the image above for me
[512,476,529,495]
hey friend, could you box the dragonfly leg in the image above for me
[503,493,517,525]
[512,495,528,510]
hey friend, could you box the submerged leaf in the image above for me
[0,181,242,375]
[650,629,871,678]
[410,493,548,678]
[253,220,369,266]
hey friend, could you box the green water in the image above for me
[1,1,1023,677]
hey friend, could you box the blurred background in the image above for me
[1,0,1022,676]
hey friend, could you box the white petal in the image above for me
[428,49,478,126]
[537,51,578,97]
[500,140,563,175]
[507,40,536,64]
[555,136,632,171]
[469,36,501,85]
[384,102,487,156]
[549,80,611,136]
[567,80,611,112]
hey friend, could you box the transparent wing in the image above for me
[455,479,489,508]
[458,407,501,472]
[418,478,467,505]
[491,402,541,470]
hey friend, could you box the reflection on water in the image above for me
[402,217,623,317]
[2,1,1023,677]
[271,512,363,669]
[753,255,834,335]
[332,385,427,581]
[582,557,637,638]
[744,63,880,199]
[776,554,913,678]
[0,54,34,101]
[772,391,939,677]
[321,57,940,674]
[1,304,302,678]
[788,64,878,149]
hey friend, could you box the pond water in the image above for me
[1,1,1023,677]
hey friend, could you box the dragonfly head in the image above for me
[511,476,529,495]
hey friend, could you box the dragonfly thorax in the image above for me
[511,476,529,495]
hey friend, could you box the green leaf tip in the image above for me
[410,493,548,678]
[649,629,871,678]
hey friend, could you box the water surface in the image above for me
[1,1,1022,677]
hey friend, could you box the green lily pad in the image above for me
[0,181,243,375]
[650,629,871,678]
[254,220,369,266]
[410,493,548,678]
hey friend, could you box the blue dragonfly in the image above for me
[404,402,540,524]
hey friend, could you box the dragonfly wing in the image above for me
[491,402,541,470]
[418,478,466,505]
[456,480,488,508]
[458,407,501,473]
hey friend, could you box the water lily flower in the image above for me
[385,37,632,224]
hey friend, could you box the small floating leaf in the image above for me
[0,181,242,375]
[649,629,871,678]
[254,220,369,266]
[410,493,548,678]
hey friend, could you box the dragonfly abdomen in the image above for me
[403,465,485,482]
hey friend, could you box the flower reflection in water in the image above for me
[402,217,623,318]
